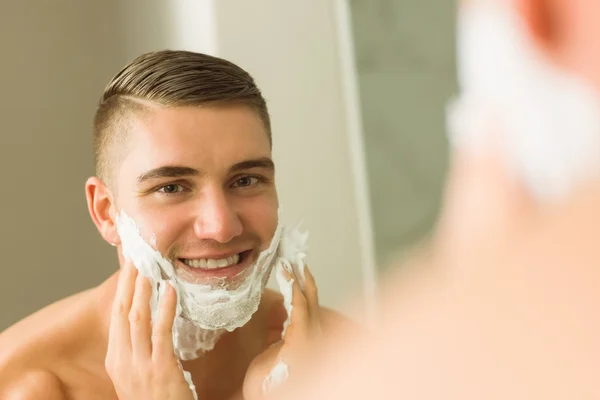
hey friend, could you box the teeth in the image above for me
[183,253,240,269]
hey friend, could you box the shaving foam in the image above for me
[275,224,308,337]
[182,370,198,400]
[116,211,286,358]
[277,225,308,289]
[275,265,294,338]
[262,359,290,395]
[447,0,600,201]
[115,210,309,396]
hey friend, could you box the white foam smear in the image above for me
[447,0,600,201]
[276,265,294,338]
[262,359,290,395]
[274,222,309,338]
[116,211,284,359]
[277,224,308,289]
[263,225,308,392]
[182,370,198,400]
[115,209,309,397]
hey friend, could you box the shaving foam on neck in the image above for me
[447,0,600,201]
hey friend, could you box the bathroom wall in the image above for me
[349,0,457,265]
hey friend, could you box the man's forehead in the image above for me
[130,105,268,140]
[122,105,272,173]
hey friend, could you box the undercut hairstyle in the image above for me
[92,50,271,184]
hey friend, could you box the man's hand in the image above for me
[105,260,195,400]
[243,265,322,400]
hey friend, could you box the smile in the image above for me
[176,250,255,282]
[181,254,240,269]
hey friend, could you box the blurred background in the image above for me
[0,0,455,330]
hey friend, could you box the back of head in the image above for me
[93,50,271,185]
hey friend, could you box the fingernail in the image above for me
[282,266,293,281]
[167,280,178,294]
[304,264,312,278]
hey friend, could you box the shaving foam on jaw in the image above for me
[447,0,600,201]
[116,210,309,396]
[116,211,286,357]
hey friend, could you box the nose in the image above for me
[193,186,243,243]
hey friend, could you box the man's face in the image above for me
[112,104,278,286]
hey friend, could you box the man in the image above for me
[270,0,600,398]
[0,50,343,400]
[89,1,600,398]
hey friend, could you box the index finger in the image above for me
[151,281,178,363]
[108,260,138,352]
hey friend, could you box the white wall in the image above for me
[0,1,124,329]
[349,0,455,264]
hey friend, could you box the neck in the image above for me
[180,307,266,399]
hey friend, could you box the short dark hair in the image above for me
[93,50,271,183]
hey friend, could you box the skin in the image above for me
[0,103,347,399]
[111,1,600,397]
[265,0,600,399]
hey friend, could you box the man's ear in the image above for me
[513,0,561,55]
[86,177,121,246]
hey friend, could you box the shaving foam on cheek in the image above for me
[447,1,600,201]
[115,212,200,400]
[116,211,287,359]
[116,210,309,397]
[115,211,222,357]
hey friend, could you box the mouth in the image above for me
[175,249,255,283]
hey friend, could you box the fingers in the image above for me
[130,272,153,360]
[281,267,310,343]
[108,260,138,354]
[302,266,320,324]
[152,282,178,363]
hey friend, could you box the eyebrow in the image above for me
[229,157,275,174]
[137,166,199,183]
[136,157,275,184]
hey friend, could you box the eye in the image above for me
[233,176,259,188]
[158,184,185,194]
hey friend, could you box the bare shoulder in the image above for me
[0,326,68,400]
[317,306,366,334]
[0,288,104,400]
[262,289,361,332]
[0,370,66,400]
